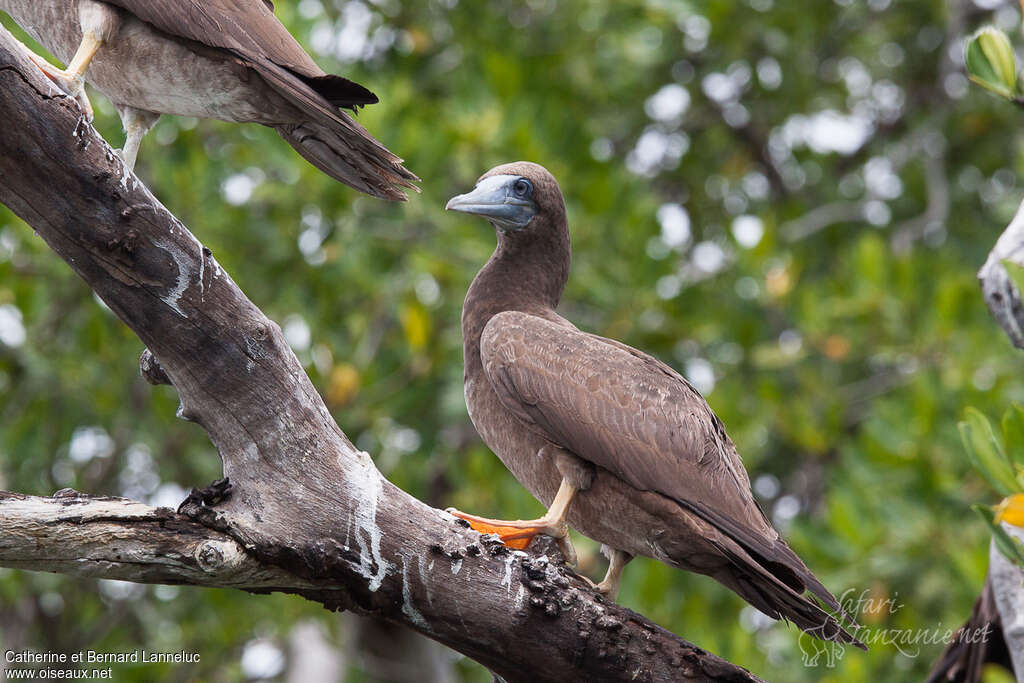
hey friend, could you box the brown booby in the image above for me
[0,0,418,199]
[446,161,864,647]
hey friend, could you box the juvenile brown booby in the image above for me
[0,0,418,199]
[446,161,864,647]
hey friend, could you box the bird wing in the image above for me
[103,0,379,108]
[103,0,419,198]
[480,309,763,530]
[479,310,860,627]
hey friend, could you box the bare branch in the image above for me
[890,151,949,253]
[989,526,1024,675]
[0,491,313,589]
[979,199,1024,349]
[782,201,868,242]
[0,27,763,683]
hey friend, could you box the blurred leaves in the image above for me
[960,406,1020,496]
[962,404,1024,567]
[1002,259,1024,301]
[975,502,1024,565]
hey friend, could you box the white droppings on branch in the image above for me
[514,583,526,611]
[152,237,195,318]
[501,552,521,594]
[109,147,137,194]
[400,555,429,630]
[416,550,434,608]
[196,242,205,303]
[450,558,462,575]
[344,450,391,591]
[71,112,90,150]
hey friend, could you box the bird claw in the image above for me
[578,573,617,600]
[555,533,578,567]
[23,52,94,122]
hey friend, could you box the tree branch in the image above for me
[987,526,1024,676]
[781,201,868,242]
[979,198,1024,349]
[0,490,315,589]
[0,27,762,683]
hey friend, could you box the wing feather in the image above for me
[480,310,759,528]
[103,0,378,109]
[479,310,860,635]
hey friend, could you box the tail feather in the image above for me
[253,57,419,199]
[276,121,417,200]
[710,539,865,649]
[300,73,378,110]
[675,498,865,647]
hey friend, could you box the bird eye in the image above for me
[513,178,532,198]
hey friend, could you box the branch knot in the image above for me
[195,541,227,573]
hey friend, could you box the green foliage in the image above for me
[960,406,1022,496]
[960,404,1024,567]
[972,503,1024,566]
[0,0,1023,680]
[1002,259,1024,300]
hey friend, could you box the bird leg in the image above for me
[25,30,103,122]
[447,478,579,565]
[23,0,123,123]
[595,548,631,601]
[117,107,160,171]
[16,47,92,121]
[577,548,632,601]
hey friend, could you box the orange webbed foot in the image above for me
[445,507,577,564]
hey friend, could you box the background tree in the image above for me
[0,0,1020,681]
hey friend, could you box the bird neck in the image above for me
[462,215,571,371]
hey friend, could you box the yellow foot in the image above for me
[582,548,630,601]
[24,52,94,122]
[446,507,577,565]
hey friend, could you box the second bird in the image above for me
[0,0,418,199]
[446,161,864,648]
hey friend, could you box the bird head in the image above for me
[445,162,564,235]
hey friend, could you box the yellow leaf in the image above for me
[327,363,360,407]
[995,494,1024,527]
[400,303,430,350]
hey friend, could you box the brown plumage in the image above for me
[448,161,864,647]
[1,0,418,199]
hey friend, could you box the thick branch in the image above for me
[0,27,761,683]
[0,490,317,589]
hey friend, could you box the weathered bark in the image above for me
[0,27,762,683]
[0,490,320,589]
[979,198,1024,348]
[987,526,1024,676]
